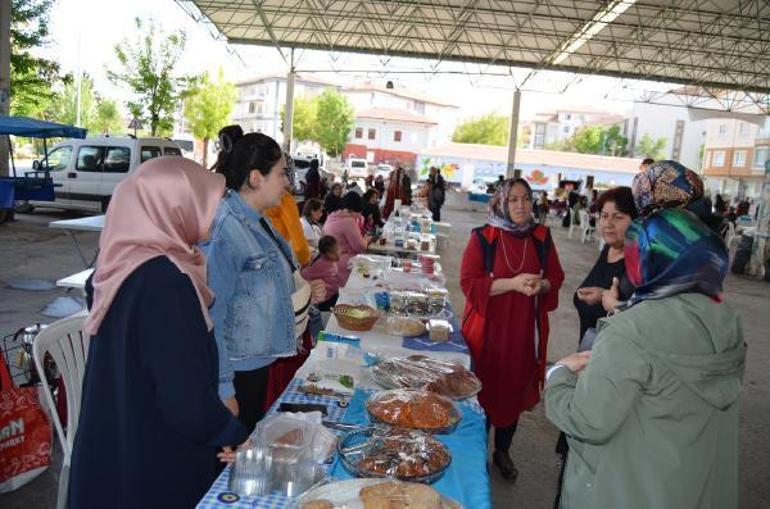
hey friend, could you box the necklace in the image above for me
[500,234,528,275]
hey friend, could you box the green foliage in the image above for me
[107,17,186,136]
[49,74,124,134]
[314,89,354,157]
[182,68,236,167]
[50,74,96,128]
[280,95,319,142]
[9,0,62,117]
[547,124,628,156]
[93,99,124,135]
[636,133,668,160]
[452,113,510,146]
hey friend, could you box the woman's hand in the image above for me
[576,286,604,305]
[217,439,251,464]
[601,277,621,313]
[222,396,239,417]
[511,273,541,295]
[309,280,327,304]
[556,351,592,373]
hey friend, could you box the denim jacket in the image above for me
[201,190,297,398]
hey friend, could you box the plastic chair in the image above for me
[32,311,89,509]
[567,211,577,239]
[725,221,736,248]
[579,210,595,243]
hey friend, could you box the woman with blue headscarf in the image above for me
[544,206,746,509]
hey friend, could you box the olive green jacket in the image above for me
[546,293,746,509]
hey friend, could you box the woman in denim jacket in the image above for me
[201,126,297,431]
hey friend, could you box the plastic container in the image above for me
[427,319,452,342]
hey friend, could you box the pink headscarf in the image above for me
[84,157,225,335]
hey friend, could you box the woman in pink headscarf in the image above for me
[69,157,249,509]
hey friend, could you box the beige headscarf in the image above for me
[84,156,225,335]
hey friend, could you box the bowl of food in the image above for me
[365,389,461,434]
[338,428,451,483]
[332,304,381,332]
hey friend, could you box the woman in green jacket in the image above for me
[545,207,746,509]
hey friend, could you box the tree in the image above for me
[636,133,668,160]
[182,69,236,167]
[50,74,97,128]
[280,95,319,142]
[93,99,124,135]
[452,113,510,146]
[572,125,606,154]
[314,89,354,157]
[107,17,186,136]
[9,0,62,118]
[570,125,628,155]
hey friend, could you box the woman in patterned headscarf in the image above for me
[546,208,744,509]
[460,178,564,480]
[632,160,723,232]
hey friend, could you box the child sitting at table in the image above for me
[301,235,344,312]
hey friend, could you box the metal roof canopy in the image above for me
[179,0,770,95]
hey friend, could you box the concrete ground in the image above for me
[1,200,768,508]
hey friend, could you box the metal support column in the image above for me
[283,48,296,153]
[506,89,521,178]
[1,0,12,177]
[747,159,770,279]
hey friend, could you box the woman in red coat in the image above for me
[460,178,564,481]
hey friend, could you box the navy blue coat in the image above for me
[68,256,248,509]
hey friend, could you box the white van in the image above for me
[346,158,370,180]
[30,136,183,213]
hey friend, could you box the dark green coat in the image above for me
[546,294,746,509]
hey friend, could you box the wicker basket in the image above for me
[332,304,380,332]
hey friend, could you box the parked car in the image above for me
[376,164,393,179]
[29,136,183,213]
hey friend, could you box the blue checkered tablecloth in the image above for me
[196,379,348,509]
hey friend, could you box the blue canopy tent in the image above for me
[0,116,87,216]
[0,116,88,140]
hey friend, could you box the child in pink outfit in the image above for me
[301,236,344,311]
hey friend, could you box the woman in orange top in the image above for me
[264,189,312,267]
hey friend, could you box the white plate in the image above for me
[294,478,462,508]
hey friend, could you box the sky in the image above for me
[42,0,670,122]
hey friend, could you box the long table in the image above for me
[49,214,105,267]
[197,256,490,509]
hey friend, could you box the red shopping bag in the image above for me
[0,353,52,493]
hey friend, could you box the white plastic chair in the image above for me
[579,210,596,243]
[725,221,737,248]
[567,211,577,239]
[33,311,89,509]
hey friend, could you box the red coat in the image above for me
[460,225,564,427]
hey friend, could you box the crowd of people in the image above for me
[64,119,746,509]
[461,160,746,508]
[66,125,454,508]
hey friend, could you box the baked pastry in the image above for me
[360,481,442,509]
[366,390,458,430]
[370,356,481,400]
